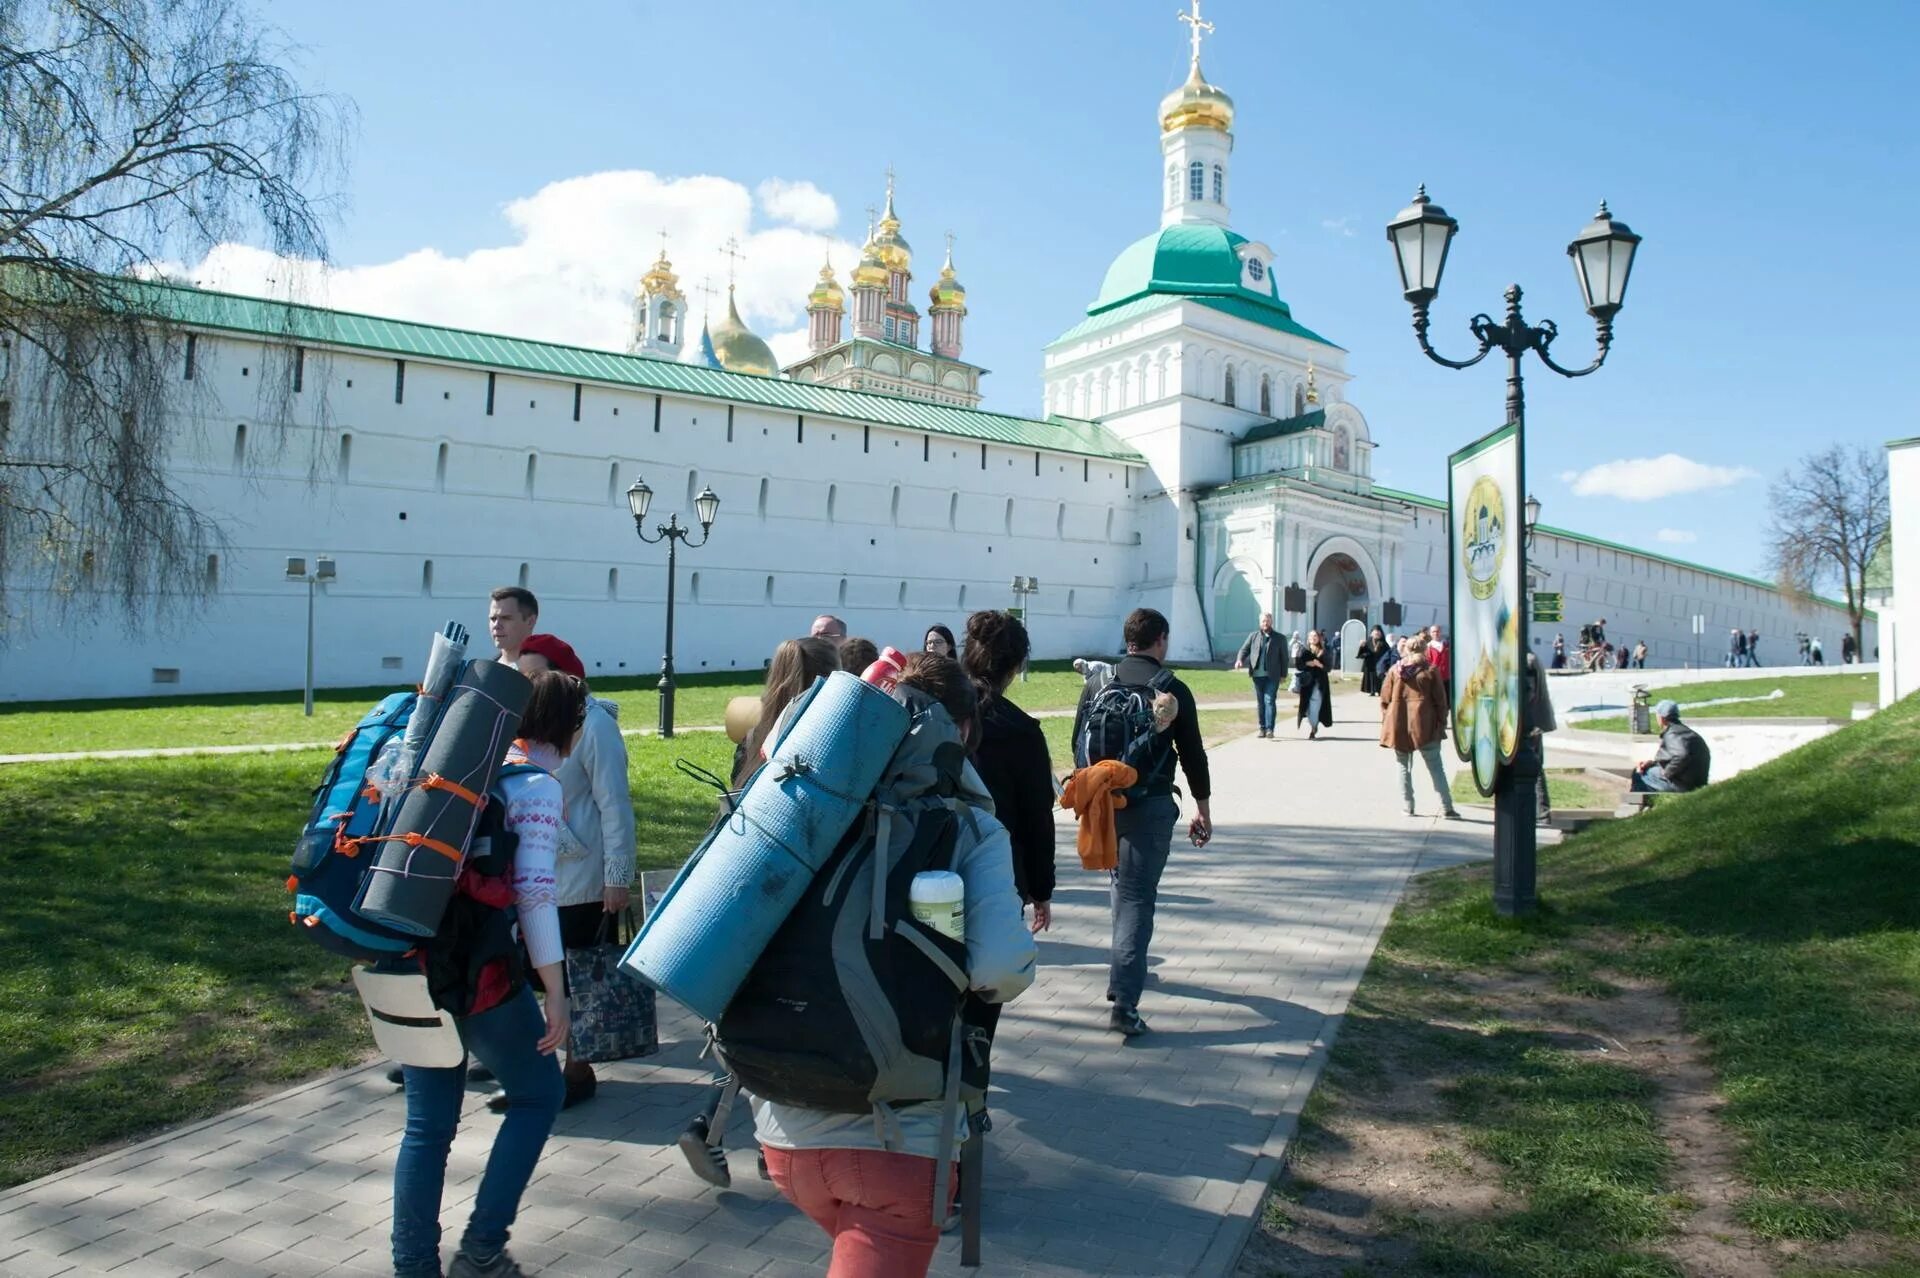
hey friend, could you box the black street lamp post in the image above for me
[1386,188,1639,916]
[627,477,720,739]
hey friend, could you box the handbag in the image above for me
[565,910,658,1063]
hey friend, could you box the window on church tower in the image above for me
[1259,376,1271,416]
[1167,165,1178,207]
[1223,367,1236,408]
[1188,161,1204,201]
[1212,164,1224,202]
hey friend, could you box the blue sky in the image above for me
[247,0,1916,583]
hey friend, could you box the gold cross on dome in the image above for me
[656,228,670,260]
[719,236,746,288]
[695,275,717,314]
[1177,0,1213,63]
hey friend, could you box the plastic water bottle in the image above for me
[862,646,909,693]
[909,870,965,942]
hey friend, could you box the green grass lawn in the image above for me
[0,688,1254,1189]
[1287,691,1920,1270]
[1451,767,1618,813]
[0,660,1259,756]
[1575,672,1878,733]
[0,730,733,1189]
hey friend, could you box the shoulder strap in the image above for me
[1147,668,1177,694]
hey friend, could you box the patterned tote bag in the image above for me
[565,910,659,1063]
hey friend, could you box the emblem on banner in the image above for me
[1461,476,1507,601]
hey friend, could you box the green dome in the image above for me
[1088,224,1296,320]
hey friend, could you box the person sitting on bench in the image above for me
[1631,700,1711,793]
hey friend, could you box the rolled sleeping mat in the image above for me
[623,670,909,1022]
[357,658,532,936]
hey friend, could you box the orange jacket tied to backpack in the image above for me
[1059,759,1139,872]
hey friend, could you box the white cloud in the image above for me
[1655,528,1698,544]
[1558,454,1759,502]
[1320,216,1356,238]
[173,169,861,364]
[756,179,839,232]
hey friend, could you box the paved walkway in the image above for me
[0,701,1261,766]
[0,692,1502,1278]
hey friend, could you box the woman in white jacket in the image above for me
[751,652,1037,1278]
[514,634,637,1107]
[391,671,584,1278]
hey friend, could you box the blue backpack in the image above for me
[286,692,423,961]
[285,693,538,964]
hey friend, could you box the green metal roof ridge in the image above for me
[126,278,1136,462]
[1239,409,1326,444]
[1045,295,1182,347]
[1886,435,1920,449]
[1193,297,1342,349]
[1045,292,1340,351]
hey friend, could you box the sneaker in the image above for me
[467,1063,495,1084]
[1443,809,1463,821]
[1108,1006,1149,1038]
[484,1089,509,1114]
[448,1250,526,1277]
[385,1065,405,1087]
[677,1116,732,1188]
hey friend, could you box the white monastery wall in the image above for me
[1882,438,1917,707]
[0,332,1144,702]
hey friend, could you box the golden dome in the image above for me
[707,288,779,377]
[871,185,911,274]
[1159,57,1234,133]
[852,239,890,290]
[639,250,682,300]
[929,245,966,311]
[808,257,845,311]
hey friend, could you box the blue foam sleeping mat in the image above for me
[621,671,909,1022]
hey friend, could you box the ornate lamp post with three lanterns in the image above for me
[1386,189,1639,915]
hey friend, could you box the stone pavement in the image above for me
[0,691,1501,1278]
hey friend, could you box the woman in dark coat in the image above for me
[1295,629,1334,739]
[960,610,1054,931]
[1357,626,1389,696]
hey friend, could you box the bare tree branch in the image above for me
[1766,443,1891,655]
[0,0,350,640]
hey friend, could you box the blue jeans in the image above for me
[1631,769,1681,793]
[1250,675,1276,733]
[1108,793,1178,1012]
[393,986,565,1278]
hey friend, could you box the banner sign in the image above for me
[1447,424,1524,796]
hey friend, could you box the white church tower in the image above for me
[1041,0,1360,660]
[628,238,686,360]
[1160,1,1233,230]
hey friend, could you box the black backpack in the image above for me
[714,688,991,1229]
[1074,665,1177,790]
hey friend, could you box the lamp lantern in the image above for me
[626,476,653,524]
[1386,185,1458,305]
[693,486,720,530]
[1567,202,1641,319]
[1524,493,1542,537]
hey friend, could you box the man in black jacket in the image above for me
[1233,611,1289,738]
[1078,608,1212,1038]
[1631,700,1711,793]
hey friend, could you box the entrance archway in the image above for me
[1212,559,1263,658]
[1312,552,1370,638]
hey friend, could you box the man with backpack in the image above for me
[1075,608,1212,1038]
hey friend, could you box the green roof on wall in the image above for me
[125,279,1142,462]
